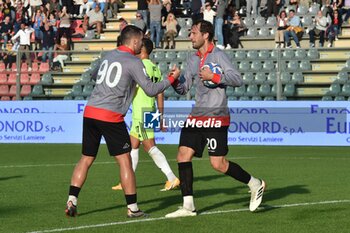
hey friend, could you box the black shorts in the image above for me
[179,126,229,157]
[82,117,131,156]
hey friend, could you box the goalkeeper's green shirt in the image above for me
[132,59,163,120]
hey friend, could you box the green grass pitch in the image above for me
[1,144,350,233]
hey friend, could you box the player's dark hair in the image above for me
[142,38,153,55]
[192,20,214,42]
[119,25,143,45]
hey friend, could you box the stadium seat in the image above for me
[41,73,53,85]
[7,73,16,85]
[246,28,258,37]
[82,84,94,96]
[307,49,319,59]
[177,51,188,60]
[321,96,333,101]
[31,85,44,95]
[242,72,254,84]
[286,5,297,13]
[178,28,190,38]
[165,51,177,60]
[251,96,262,101]
[1,96,11,101]
[71,84,82,96]
[239,61,250,72]
[74,96,85,100]
[266,16,277,26]
[254,16,266,27]
[295,49,307,59]
[259,84,271,96]
[88,59,100,72]
[39,62,50,72]
[270,27,276,36]
[231,61,238,69]
[178,96,188,101]
[0,85,9,95]
[228,96,238,100]
[283,50,295,59]
[80,72,92,84]
[340,83,350,96]
[270,50,279,59]
[9,85,17,96]
[32,62,39,71]
[239,96,250,101]
[235,50,246,60]
[281,72,291,84]
[255,72,266,84]
[263,60,275,71]
[23,96,33,100]
[226,86,234,96]
[167,96,178,100]
[300,60,311,70]
[165,87,175,97]
[247,50,258,59]
[297,5,309,14]
[233,85,246,96]
[344,60,350,70]
[271,84,277,95]
[21,85,32,96]
[259,50,270,59]
[0,62,5,72]
[185,18,193,27]
[157,61,168,74]
[251,60,262,71]
[21,63,28,71]
[291,72,304,83]
[336,71,349,84]
[258,27,270,37]
[224,50,234,59]
[327,83,341,95]
[0,74,7,84]
[283,84,295,96]
[180,62,187,70]
[169,61,179,71]
[177,18,186,27]
[63,95,73,100]
[264,96,275,101]
[287,60,299,71]
[309,3,320,15]
[334,96,345,101]
[29,73,41,84]
[154,51,166,60]
[20,74,30,84]
[301,15,313,26]
[267,72,277,84]
[246,84,258,96]
[278,60,287,71]
[244,17,254,27]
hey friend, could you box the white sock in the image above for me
[183,196,195,211]
[67,195,77,206]
[130,148,139,172]
[127,203,139,212]
[248,176,261,189]
[148,146,176,181]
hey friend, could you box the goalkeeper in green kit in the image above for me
[112,38,180,191]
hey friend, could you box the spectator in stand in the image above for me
[137,0,149,28]
[11,22,34,71]
[79,0,91,18]
[215,0,228,50]
[327,10,342,47]
[52,34,69,70]
[338,0,350,24]
[246,0,258,18]
[134,13,146,33]
[83,3,103,39]
[92,0,106,13]
[266,0,281,18]
[57,6,71,45]
[191,0,203,22]
[284,9,301,48]
[148,0,162,48]
[275,10,288,48]
[30,0,43,15]
[309,10,328,47]
[162,12,177,49]
[48,12,58,36]
[226,11,246,49]
[289,0,298,6]
[40,21,55,65]
[203,1,216,24]
[2,1,15,22]
[32,9,45,54]
[61,0,74,14]
[0,16,12,50]
[48,0,62,14]
[2,42,17,70]
[15,1,30,24]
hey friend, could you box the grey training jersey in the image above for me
[173,46,243,119]
[85,47,172,122]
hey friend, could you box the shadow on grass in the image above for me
[200,184,310,213]
[0,175,24,181]
[78,204,125,217]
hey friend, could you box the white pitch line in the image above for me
[26,200,350,233]
[0,157,256,169]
